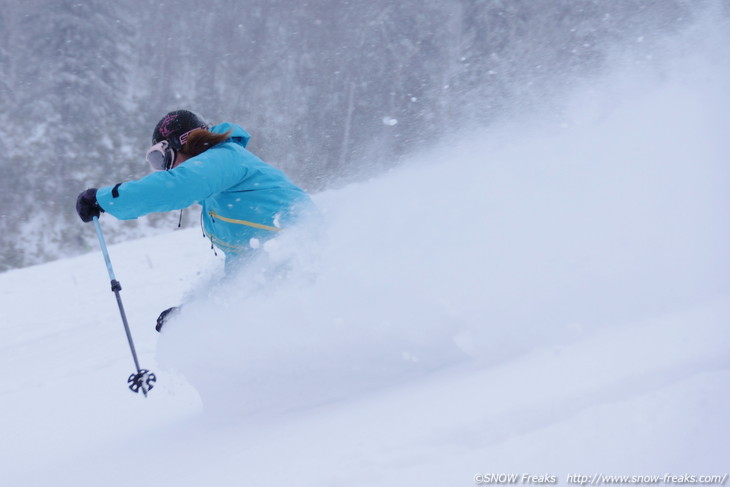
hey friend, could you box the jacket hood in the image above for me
[210,122,251,148]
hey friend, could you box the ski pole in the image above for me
[92,216,156,396]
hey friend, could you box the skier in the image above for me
[76,109,317,331]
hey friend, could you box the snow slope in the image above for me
[1,18,729,487]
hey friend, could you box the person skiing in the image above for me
[76,109,317,331]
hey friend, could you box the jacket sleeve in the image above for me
[96,145,247,220]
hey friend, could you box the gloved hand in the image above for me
[156,306,180,332]
[75,188,104,223]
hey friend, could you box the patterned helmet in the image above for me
[152,110,210,151]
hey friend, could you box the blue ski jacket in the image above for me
[96,123,315,264]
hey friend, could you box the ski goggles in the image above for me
[145,140,176,171]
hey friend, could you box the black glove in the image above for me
[76,188,104,223]
[156,306,180,332]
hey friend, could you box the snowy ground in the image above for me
[2,18,729,487]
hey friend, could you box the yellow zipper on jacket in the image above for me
[209,210,281,232]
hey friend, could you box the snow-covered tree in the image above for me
[9,0,133,265]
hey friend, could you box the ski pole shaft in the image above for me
[92,216,142,373]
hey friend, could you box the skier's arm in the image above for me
[96,146,246,220]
